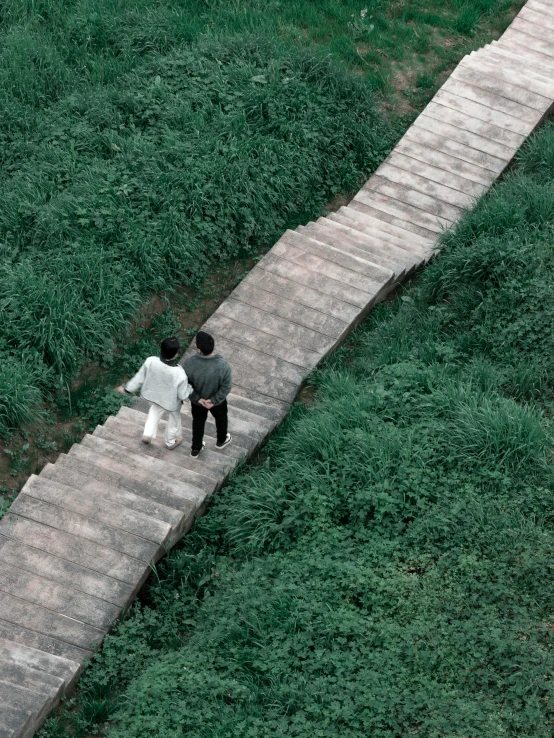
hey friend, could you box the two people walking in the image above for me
[116,331,232,458]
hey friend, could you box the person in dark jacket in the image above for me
[182,331,232,458]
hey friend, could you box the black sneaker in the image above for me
[190,442,205,458]
[216,433,232,449]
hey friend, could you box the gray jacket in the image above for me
[182,353,232,406]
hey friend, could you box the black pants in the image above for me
[191,400,228,451]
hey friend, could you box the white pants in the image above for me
[143,402,182,446]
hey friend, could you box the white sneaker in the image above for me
[166,436,183,450]
[215,433,232,449]
[190,442,205,458]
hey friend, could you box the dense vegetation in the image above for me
[0,0,520,439]
[0,35,397,436]
[41,121,554,738]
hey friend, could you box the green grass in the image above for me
[0,0,521,439]
[39,121,554,738]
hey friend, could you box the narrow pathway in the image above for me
[1,2,554,735]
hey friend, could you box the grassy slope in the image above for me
[0,0,521,444]
[40,123,554,738]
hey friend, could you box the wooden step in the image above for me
[296,222,410,277]
[105,414,251,462]
[327,209,430,259]
[41,462,185,536]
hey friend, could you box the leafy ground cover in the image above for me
[39,120,554,738]
[0,0,521,487]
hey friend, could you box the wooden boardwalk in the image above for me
[1,2,554,735]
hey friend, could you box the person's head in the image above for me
[196,331,215,356]
[160,336,180,361]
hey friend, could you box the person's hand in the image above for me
[200,398,214,409]
[115,385,126,395]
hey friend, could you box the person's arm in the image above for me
[182,357,200,403]
[117,359,148,395]
[209,364,232,406]
[177,372,193,403]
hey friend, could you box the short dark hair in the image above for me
[196,331,215,355]
[160,336,180,360]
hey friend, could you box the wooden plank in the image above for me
[271,237,391,293]
[219,296,337,352]
[488,41,554,78]
[0,703,33,738]
[440,76,542,126]
[230,279,349,338]
[327,212,429,260]
[363,172,463,220]
[241,266,360,324]
[300,220,417,271]
[431,87,533,136]
[336,205,433,246]
[526,0,554,16]
[521,3,554,28]
[90,427,233,480]
[0,659,65,703]
[502,27,554,60]
[23,475,172,546]
[374,160,475,207]
[402,124,507,175]
[63,443,212,498]
[115,407,258,454]
[219,363,300,404]
[296,223,407,276]
[462,53,554,99]
[40,462,185,533]
[348,197,440,240]
[385,150,487,198]
[494,35,554,76]
[226,391,288,423]
[257,252,376,308]
[104,416,250,463]
[0,637,79,687]
[0,620,91,664]
[205,337,307,386]
[0,534,133,607]
[478,43,554,79]
[423,99,526,150]
[311,216,422,265]
[204,308,323,368]
[0,681,53,727]
[0,513,147,585]
[0,563,121,630]
[78,433,219,488]
[510,15,554,44]
[0,674,55,727]
[183,401,277,440]
[9,494,159,563]
[229,383,295,409]
[281,228,396,282]
[451,63,552,113]
[0,592,103,651]
[353,188,451,233]
[64,436,211,494]
[413,113,516,162]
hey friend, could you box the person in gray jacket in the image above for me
[182,331,232,458]
[115,337,192,450]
